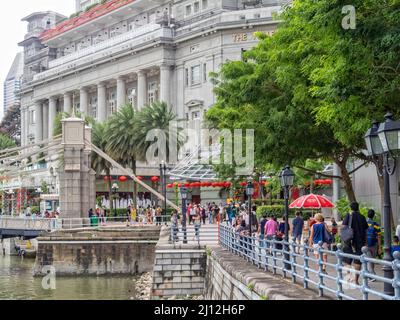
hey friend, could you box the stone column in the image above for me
[332,164,341,221]
[35,101,43,144]
[64,92,73,114]
[160,64,171,107]
[48,97,57,139]
[80,88,89,115]
[42,102,49,140]
[137,70,148,110]
[97,83,107,122]
[25,107,30,145]
[58,116,96,220]
[117,77,127,109]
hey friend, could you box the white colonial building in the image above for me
[14,0,284,207]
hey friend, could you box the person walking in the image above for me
[366,209,382,280]
[193,211,202,243]
[341,202,369,285]
[155,206,162,226]
[391,236,400,257]
[396,224,400,239]
[292,211,304,253]
[265,215,279,254]
[258,214,268,248]
[330,217,338,250]
[309,213,330,274]
[201,205,207,225]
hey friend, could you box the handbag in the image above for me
[324,224,333,244]
[340,213,353,242]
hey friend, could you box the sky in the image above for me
[0,0,76,121]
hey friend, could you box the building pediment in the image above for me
[185,100,204,108]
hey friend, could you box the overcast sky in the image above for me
[0,1,75,121]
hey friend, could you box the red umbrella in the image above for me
[289,194,334,209]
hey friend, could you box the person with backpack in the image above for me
[309,214,331,274]
[341,202,369,285]
[366,209,382,279]
[292,211,304,253]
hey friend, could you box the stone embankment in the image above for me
[34,226,160,276]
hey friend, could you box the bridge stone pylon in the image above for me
[58,115,96,220]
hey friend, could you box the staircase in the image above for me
[172,224,219,246]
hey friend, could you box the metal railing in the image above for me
[0,215,171,232]
[219,224,400,300]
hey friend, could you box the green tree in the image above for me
[0,133,16,151]
[0,106,20,145]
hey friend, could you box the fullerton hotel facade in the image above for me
[14,0,283,205]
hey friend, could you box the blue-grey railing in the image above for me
[219,223,400,300]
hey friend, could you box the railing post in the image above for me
[291,240,297,284]
[361,247,370,300]
[303,242,309,290]
[393,252,400,300]
[272,237,277,276]
[317,241,324,297]
[335,243,344,300]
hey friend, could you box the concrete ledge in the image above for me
[206,246,330,300]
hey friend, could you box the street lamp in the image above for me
[246,180,254,235]
[112,182,119,218]
[279,165,295,271]
[181,186,188,244]
[365,113,400,297]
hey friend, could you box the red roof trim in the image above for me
[40,0,135,41]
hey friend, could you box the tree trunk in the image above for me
[132,158,137,210]
[336,160,357,203]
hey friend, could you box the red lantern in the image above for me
[240,182,247,187]
[137,176,143,181]
[119,176,128,182]
[167,184,174,189]
[224,182,232,188]
[184,183,191,188]
[324,179,333,185]
[104,176,110,181]
[151,176,159,183]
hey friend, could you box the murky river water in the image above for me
[0,255,139,300]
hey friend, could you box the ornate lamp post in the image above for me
[112,182,119,218]
[365,113,400,297]
[246,181,254,235]
[279,165,295,271]
[181,186,188,244]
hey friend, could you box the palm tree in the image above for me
[91,122,114,214]
[106,104,140,208]
[134,101,180,162]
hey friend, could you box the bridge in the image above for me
[0,216,59,239]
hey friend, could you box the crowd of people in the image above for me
[224,201,400,285]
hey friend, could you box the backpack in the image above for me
[367,219,379,247]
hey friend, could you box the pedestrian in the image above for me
[396,224,400,239]
[330,217,338,249]
[292,211,304,253]
[308,213,330,274]
[201,205,207,225]
[249,206,258,236]
[193,211,202,242]
[341,202,369,285]
[236,220,249,256]
[391,236,400,257]
[264,215,279,253]
[366,209,382,279]
[258,214,268,248]
[156,206,162,226]
[278,216,290,238]
[126,205,132,226]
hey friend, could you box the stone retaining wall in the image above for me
[205,246,329,300]
[151,227,207,299]
[34,227,160,276]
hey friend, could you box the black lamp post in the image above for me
[181,186,188,244]
[246,181,254,235]
[112,182,119,218]
[160,161,168,224]
[279,165,295,271]
[365,113,400,297]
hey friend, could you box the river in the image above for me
[0,255,139,300]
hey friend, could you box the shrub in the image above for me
[335,197,381,222]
